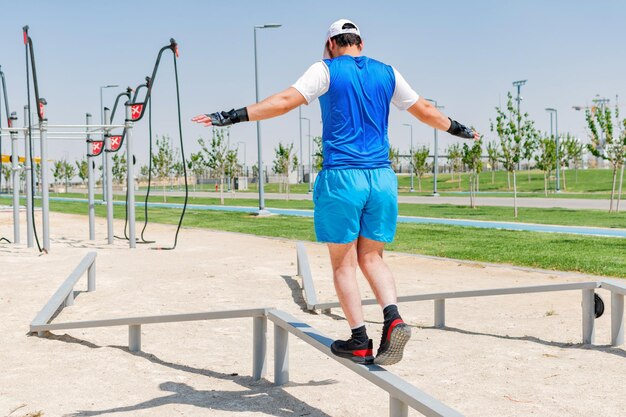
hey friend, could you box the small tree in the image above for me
[187,151,205,192]
[62,160,76,191]
[52,160,65,192]
[412,146,430,192]
[313,136,323,171]
[199,129,228,204]
[486,141,499,185]
[462,139,483,208]
[2,164,12,192]
[75,157,88,185]
[111,152,127,185]
[585,104,626,212]
[273,141,298,200]
[446,143,463,189]
[389,146,401,172]
[491,92,537,218]
[534,133,557,196]
[563,134,583,185]
[225,149,241,191]
[152,135,175,202]
[522,130,538,182]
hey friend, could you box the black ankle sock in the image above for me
[351,325,368,344]
[383,304,401,323]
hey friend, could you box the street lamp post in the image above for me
[254,23,281,215]
[513,80,527,170]
[99,84,118,202]
[402,123,414,192]
[545,107,560,192]
[425,98,444,196]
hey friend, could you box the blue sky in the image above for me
[1,0,624,168]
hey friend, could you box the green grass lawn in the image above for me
[396,168,618,196]
[46,192,626,229]
[133,168,619,198]
[47,199,626,278]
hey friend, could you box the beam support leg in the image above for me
[253,316,267,380]
[274,324,289,385]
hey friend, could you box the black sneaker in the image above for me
[330,337,374,364]
[374,318,411,366]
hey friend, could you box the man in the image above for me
[193,19,478,366]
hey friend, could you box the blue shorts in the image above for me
[313,167,398,244]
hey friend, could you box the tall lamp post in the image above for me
[512,80,527,170]
[99,84,118,202]
[300,116,312,193]
[402,123,414,192]
[254,23,281,215]
[545,107,560,193]
[425,98,444,196]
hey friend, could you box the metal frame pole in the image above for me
[253,24,280,215]
[10,112,20,243]
[307,118,312,193]
[39,105,50,252]
[23,105,34,248]
[86,113,95,240]
[125,103,136,248]
[104,108,114,244]
[555,109,560,193]
[298,107,303,183]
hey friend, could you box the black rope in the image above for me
[140,95,155,243]
[24,29,42,253]
[156,50,187,250]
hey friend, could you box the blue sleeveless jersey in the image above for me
[319,55,396,169]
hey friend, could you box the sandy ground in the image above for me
[1,211,625,417]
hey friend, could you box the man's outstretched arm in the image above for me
[192,87,307,127]
[407,97,480,141]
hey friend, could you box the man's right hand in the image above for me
[191,107,249,127]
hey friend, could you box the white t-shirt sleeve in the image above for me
[391,67,419,111]
[291,61,330,104]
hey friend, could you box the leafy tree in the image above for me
[411,146,430,192]
[75,157,88,184]
[199,129,228,204]
[2,164,12,192]
[273,141,298,200]
[225,149,241,190]
[389,146,401,172]
[534,133,557,196]
[152,135,175,202]
[486,141,499,184]
[139,164,150,181]
[313,136,323,171]
[446,143,463,189]
[562,134,583,185]
[491,92,537,218]
[111,152,127,185]
[62,160,76,191]
[52,160,65,191]
[462,139,483,208]
[585,104,626,212]
[186,151,205,192]
[522,129,538,182]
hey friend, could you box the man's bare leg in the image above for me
[327,240,364,328]
[356,236,397,308]
[356,236,411,366]
[327,240,374,363]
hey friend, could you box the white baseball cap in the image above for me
[323,19,361,58]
